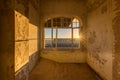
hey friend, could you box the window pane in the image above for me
[73,29,80,48]
[72,18,79,27]
[57,29,72,49]
[73,22,79,27]
[53,28,56,48]
[44,28,52,48]
[76,22,79,27]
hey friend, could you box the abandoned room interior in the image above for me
[0,0,120,80]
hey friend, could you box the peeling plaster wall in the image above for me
[15,0,40,80]
[112,0,120,80]
[15,11,29,72]
[0,0,14,80]
[87,0,114,80]
[28,2,40,72]
[15,0,29,79]
[15,11,29,80]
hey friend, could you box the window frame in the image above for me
[44,17,81,49]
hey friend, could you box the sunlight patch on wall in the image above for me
[15,11,29,72]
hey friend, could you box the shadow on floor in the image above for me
[29,58,103,80]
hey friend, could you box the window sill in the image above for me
[41,48,81,51]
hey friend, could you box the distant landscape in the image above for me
[45,38,79,48]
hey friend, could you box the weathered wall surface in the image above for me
[15,11,29,80]
[28,2,40,72]
[0,0,14,80]
[15,11,29,72]
[41,50,86,63]
[87,0,114,80]
[15,0,40,80]
[15,1,29,80]
[112,0,120,80]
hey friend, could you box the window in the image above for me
[44,17,80,49]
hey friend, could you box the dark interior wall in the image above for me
[0,0,40,80]
[40,0,87,19]
[0,0,14,80]
[112,0,120,80]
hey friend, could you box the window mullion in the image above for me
[51,19,53,48]
[56,26,58,48]
[71,18,74,49]
[79,27,81,48]
[72,28,74,49]
[43,27,45,49]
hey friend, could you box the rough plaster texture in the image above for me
[28,2,40,72]
[1,0,120,80]
[15,40,29,72]
[87,0,106,13]
[87,0,114,80]
[41,50,86,63]
[15,64,29,80]
[15,0,40,80]
[15,11,29,41]
[15,10,29,80]
[112,0,120,80]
